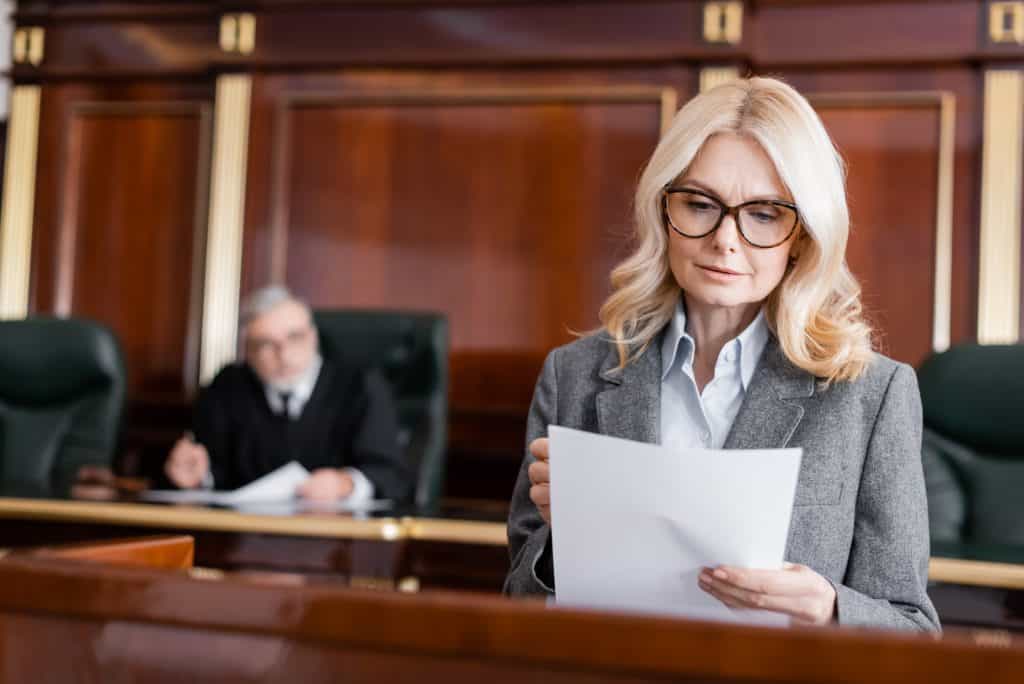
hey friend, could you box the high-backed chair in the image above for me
[313,310,448,511]
[917,343,1024,546]
[0,317,125,497]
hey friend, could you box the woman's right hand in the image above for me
[527,437,551,525]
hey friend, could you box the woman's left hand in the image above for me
[698,562,837,625]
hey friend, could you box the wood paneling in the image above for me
[810,94,949,365]
[243,80,675,417]
[30,86,213,406]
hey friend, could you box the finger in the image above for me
[527,460,549,486]
[529,438,550,462]
[710,565,810,597]
[701,574,815,620]
[529,483,550,508]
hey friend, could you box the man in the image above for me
[165,286,410,503]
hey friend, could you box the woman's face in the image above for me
[666,132,800,316]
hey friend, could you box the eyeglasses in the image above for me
[662,187,800,249]
[246,326,313,358]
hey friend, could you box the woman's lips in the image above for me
[698,264,745,278]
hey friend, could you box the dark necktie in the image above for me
[278,391,293,419]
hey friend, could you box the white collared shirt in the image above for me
[659,300,769,451]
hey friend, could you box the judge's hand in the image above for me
[165,435,210,489]
[698,562,837,625]
[298,468,354,501]
[527,437,551,525]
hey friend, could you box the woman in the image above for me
[504,77,939,631]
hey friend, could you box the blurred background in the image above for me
[0,0,1019,507]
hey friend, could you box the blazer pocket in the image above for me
[792,478,844,506]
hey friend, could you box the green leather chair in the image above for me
[917,343,1024,545]
[313,310,448,511]
[0,317,125,497]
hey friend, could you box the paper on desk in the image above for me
[548,426,801,625]
[141,461,311,506]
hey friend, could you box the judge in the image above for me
[164,286,410,503]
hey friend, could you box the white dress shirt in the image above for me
[207,354,374,504]
[660,300,769,451]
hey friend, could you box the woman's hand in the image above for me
[527,437,551,525]
[698,562,837,625]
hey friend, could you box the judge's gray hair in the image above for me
[238,285,311,331]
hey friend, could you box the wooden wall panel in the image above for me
[784,68,982,360]
[242,79,676,417]
[813,97,945,366]
[30,87,212,403]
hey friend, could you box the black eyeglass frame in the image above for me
[661,187,801,249]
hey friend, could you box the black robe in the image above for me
[191,360,410,501]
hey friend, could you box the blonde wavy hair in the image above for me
[599,76,873,383]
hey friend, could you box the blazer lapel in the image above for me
[595,338,661,444]
[723,337,815,450]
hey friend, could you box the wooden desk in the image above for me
[2,553,1024,683]
[3,496,1024,628]
[0,497,510,591]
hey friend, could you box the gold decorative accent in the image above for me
[200,75,253,384]
[699,67,741,93]
[397,576,421,593]
[238,14,256,55]
[188,566,226,581]
[27,27,44,66]
[978,70,1022,344]
[220,13,256,54]
[219,15,238,53]
[809,91,956,354]
[0,86,42,319]
[0,497,511,545]
[929,556,1024,590]
[703,1,743,45]
[12,28,27,63]
[11,27,44,66]
[934,93,956,352]
[350,576,395,591]
[990,2,1024,44]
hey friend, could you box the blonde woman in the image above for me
[504,77,938,631]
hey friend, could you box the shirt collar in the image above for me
[265,354,323,403]
[660,298,769,391]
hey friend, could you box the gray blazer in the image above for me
[505,331,939,631]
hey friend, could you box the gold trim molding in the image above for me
[703,2,743,45]
[220,13,256,55]
[809,91,956,354]
[12,27,44,66]
[978,70,1022,344]
[699,67,740,94]
[200,75,253,384]
[0,86,42,319]
[990,2,1024,44]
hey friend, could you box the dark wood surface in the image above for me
[14,0,1018,501]
[2,553,1024,683]
[17,534,196,569]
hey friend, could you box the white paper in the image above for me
[548,426,801,625]
[141,461,311,507]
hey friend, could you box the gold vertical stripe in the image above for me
[978,71,1023,344]
[238,14,256,55]
[0,86,42,319]
[27,27,44,66]
[200,75,252,384]
[659,88,678,135]
[932,93,956,352]
[699,67,741,94]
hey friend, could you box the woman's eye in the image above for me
[687,201,717,213]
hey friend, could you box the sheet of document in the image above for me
[141,461,311,506]
[548,426,802,625]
